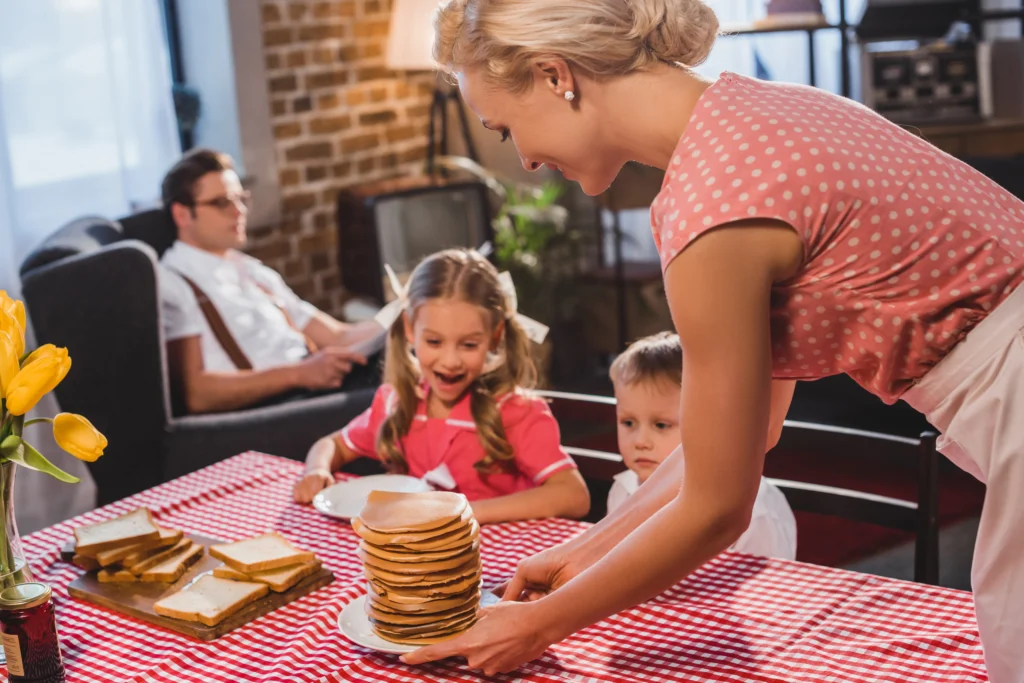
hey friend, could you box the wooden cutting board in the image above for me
[64,534,335,641]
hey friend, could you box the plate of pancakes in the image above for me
[339,490,488,652]
[313,474,433,520]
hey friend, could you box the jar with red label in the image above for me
[0,583,66,682]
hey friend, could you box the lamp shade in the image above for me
[386,0,439,71]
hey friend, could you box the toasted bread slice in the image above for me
[209,533,315,573]
[153,574,268,626]
[212,565,250,581]
[140,543,204,583]
[126,539,193,576]
[95,528,183,568]
[72,554,100,571]
[97,568,138,583]
[74,508,161,556]
[213,560,321,593]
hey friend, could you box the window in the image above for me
[0,0,180,275]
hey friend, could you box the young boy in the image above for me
[609,332,798,560]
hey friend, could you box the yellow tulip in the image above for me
[5,346,71,416]
[52,413,107,462]
[0,307,23,359]
[21,344,57,368]
[0,292,25,336]
[0,330,18,400]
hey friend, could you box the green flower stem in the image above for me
[0,463,13,589]
[23,418,53,428]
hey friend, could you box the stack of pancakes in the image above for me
[353,490,482,645]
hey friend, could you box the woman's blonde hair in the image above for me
[433,0,719,93]
[377,249,538,476]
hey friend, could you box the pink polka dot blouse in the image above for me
[652,72,1024,403]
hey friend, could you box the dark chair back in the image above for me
[21,229,170,504]
[769,421,939,584]
[20,212,181,503]
[536,389,941,584]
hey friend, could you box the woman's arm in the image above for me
[470,470,590,524]
[404,221,804,674]
[502,378,795,591]
[530,224,798,633]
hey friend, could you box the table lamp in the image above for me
[386,0,479,174]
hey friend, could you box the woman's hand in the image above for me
[496,538,589,603]
[400,600,562,675]
[292,468,334,503]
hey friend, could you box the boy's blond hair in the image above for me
[609,332,682,388]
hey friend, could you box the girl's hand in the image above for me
[400,600,562,675]
[292,468,334,503]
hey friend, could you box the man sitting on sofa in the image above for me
[159,148,382,414]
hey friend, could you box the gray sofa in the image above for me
[19,210,375,505]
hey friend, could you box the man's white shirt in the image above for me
[159,241,318,372]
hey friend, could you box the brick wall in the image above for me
[250,0,435,315]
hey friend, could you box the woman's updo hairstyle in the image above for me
[433,0,719,93]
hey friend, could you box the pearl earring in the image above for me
[564,91,575,102]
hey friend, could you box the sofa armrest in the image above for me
[163,388,376,479]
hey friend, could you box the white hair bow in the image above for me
[373,263,549,346]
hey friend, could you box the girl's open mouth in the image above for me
[435,371,467,388]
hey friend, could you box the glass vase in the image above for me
[0,461,34,590]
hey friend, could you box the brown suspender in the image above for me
[174,274,254,370]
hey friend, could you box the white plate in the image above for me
[312,474,432,520]
[338,590,499,654]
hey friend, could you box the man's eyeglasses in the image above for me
[193,191,252,214]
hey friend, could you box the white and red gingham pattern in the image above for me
[9,453,986,682]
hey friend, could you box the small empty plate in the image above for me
[339,590,500,654]
[313,474,432,520]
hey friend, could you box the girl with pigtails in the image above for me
[293,248,590,524]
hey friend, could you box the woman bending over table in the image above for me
[402,0,1024,680]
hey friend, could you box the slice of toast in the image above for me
[140,543,204,583]
[74,508,161,556]
[153,574,269,626]
[213,560,321,593]
[209,533,315,573]
[95,528,183,568]
[72,554,100,571]
[212,565,250,581]
[126,539,193,576]
[97,568,138,583]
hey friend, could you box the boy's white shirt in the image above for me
[606,453,798,561]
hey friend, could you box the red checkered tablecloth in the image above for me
[11,453,986,682]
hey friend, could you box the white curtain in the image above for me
[0,0,181,532]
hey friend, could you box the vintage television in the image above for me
[336,175,496,303]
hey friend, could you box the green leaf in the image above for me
[3,440,79,484]
[0,434,20,458]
